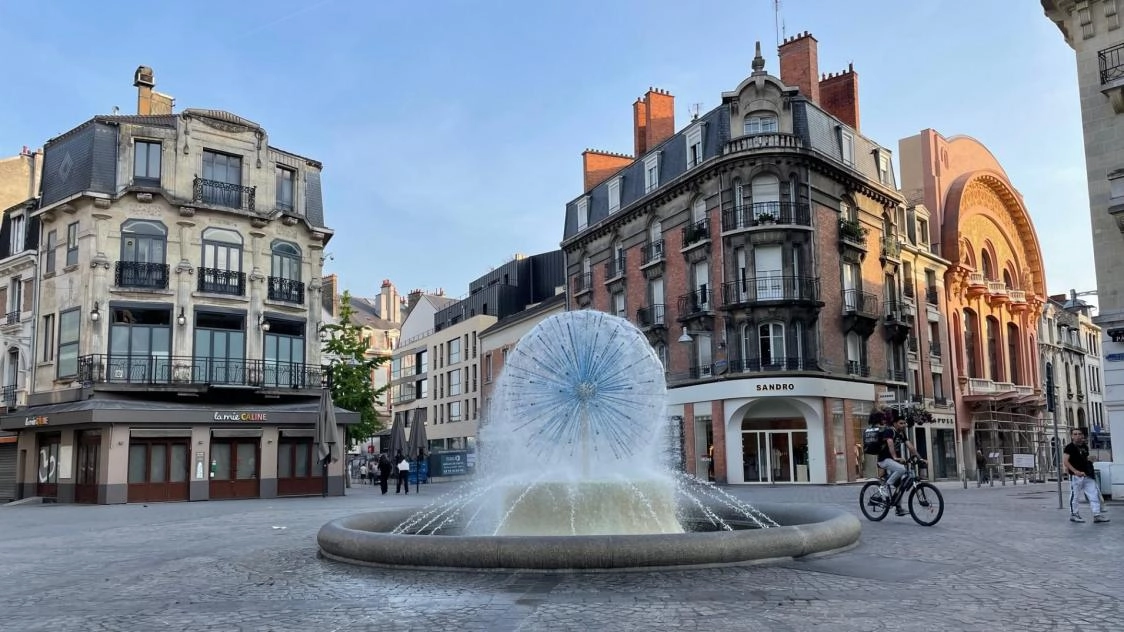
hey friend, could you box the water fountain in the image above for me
[318,311,860,571]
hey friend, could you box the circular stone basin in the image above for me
[317,502,861,572]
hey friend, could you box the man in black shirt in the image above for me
[1064,427,1109,524]
[876,416,924,516]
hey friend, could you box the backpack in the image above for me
[862,426,884,455]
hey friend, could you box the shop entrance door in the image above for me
[35,433,60,498]
[127,439,190,502]
[209,438,260,499]
[740,418,809,483]
[277,437,321,496]
[74,431,101,504]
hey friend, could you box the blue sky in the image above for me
[0,1,1094,307]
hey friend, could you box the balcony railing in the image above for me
[193,177,256,212]
[1008,289,1027,303]
[77,354,324,389]
[903,283,915,300]
[677,288,715,318]
[881,234,902,259]
[197,267,246,296]
[1100,42,1124,84]
[929,340,942,356]
[926,286,939,305]
[604,253,626,280]
[721,275,820,306]
[572,272,592,294]
[641,240,665,265]
[0,384,15,407]
[636,304,666,328]
[888,369,907,383]
[885,300,915,321]
[728,357,820,373]
[3,311,18,326]
[267,276,305,304]
[720,201,812,231]
[682,218,710,247]
[907,336,919,353]
[723,133,803,155]
[842,289,879,317]
[846,361,870,377]
[115,261,170,290]
[967,272,987,287]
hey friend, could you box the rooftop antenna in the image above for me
[774,0,783,48]
[690,102,703,121]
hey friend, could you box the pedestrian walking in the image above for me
[377,453,393,495]
[976,449,988,487]
[358,462,369,485]
[1064,428,1109,524]
[395,452,410,494]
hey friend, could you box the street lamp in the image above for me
[677,326,725,348]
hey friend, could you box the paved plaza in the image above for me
[0,479,1120,631]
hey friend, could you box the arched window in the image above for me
[611,241,624,277]
[981,250,994,280]
[647,220,664,262]
[654,342,668,370]
[963,309,979,379]
[986,316,1001,381]
[269,241,303,303]
[691,198,707,224]
[119,220,168,289]
[743,112,778,135]
[1002,269,1013,289]
[759,322,785,367]
[751,174,780,219]
[200,228,244,295]
[1007,323,1020,384]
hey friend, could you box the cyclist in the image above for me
[877,414,926,516]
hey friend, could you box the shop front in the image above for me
[0,395,356,504]
[669,376,876,485]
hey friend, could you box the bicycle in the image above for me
[859,456,945,526]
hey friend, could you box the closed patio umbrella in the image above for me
[315,387,342,495]
[407,409,428,460]
[387,414,407,461]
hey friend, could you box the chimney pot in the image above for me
[778,31,820,102]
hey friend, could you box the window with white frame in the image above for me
[840,130,855,166]
[608,177,621,213]
[686,124,704,168]
[696,333,713,376]
[644,153,660,192]
[576,197,589,231]
[449,369,462,396]
[744,113,778,135]
[612,291,625,318]
[759,322,785,366]
[10,214,24,254]
[846,333,863,371]
[878,152,891,185]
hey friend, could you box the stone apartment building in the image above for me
[1039,294,1105,452]
[561,35,953,484]
[899,130,1050,477]
[0,67,355,504]
[0,148,43,501]
[1043,0,1124,497]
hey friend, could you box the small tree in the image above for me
[320,290,388,446]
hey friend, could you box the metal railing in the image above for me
[572,272,592,294]
[1100,42,1124,84]
[3,311,18,326]
[846,361,870,377]
[728,357,820,373]
[0,384,15,407]
[77,354,324,389]
[267,276,305,304]
[115,261,170,290]
[722,276,820,306]
[603,253,626,280]
[926,286,939,305]
[677,288,715,318]
[193,177,256,212]
[641,240,665,265]
[842,289,879,317]
[198,267,246,296]
[907,336,919,353]
[929,340,942,356]
[720,201,812,231]
[682,218,710,247]
[636,304,666,328]
[881,234,902,259]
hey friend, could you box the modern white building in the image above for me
[1043,0,1124,496]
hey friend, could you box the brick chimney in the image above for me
[321,274,339,317]
[582,149,632,191]
[777,32,820,103]
[133,66,174,116]
[632,88,675,156]
[819,64,860,130]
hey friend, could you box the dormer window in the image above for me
[9,213,24,255]
[840,130,855,166]
[686,124,704,168]
[275,166,295,212]
[608,177,621,214]
[644,153,660,192]
[133,141,161,185]
[878,152,891,185]
[577,197,589,231]
[743,113,778,135]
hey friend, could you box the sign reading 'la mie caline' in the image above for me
[213,412,268,422]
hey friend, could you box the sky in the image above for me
[0,0,1097,309]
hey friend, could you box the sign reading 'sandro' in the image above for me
[213,412,268,422]
[755,383,796,392]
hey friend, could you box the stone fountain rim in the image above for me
[317,501,861,572]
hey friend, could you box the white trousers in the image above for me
[1070,475,1102,515]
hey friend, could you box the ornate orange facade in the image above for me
[900,131,1048,463]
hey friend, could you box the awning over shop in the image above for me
[0,395,361,431]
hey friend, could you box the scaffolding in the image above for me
[970,399,1053,482]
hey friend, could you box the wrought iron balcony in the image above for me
[1100,42,1124,84]
[729,357,820,373]
[198,267,246,296]
[267,276,305,304]
[603,253,626,281]
[926,286,939,305]
[115,261,170,290]
[903,283,915,300]
[929,340,942,356]
[845,361,870,377]
[3,311,18,326]
[887,369,907,383]
[722,275,820,307]
[636,304,666,328]
[572,272,592,294]
[677,288,716,318]
[641,240,665,265]
[880,234,902,260]
[1,384,15,407]
[77,354,324,390]
[720,201,812,231]
[842,289,879,318]
[907,335,919,353]
[682,218,710,247]
[193,177,256,212]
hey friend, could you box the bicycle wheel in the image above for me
[908,482,944,526]
[859,481,890,521]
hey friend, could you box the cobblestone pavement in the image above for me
[0,479,1120,632]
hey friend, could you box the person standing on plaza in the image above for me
[976,449,988,487]
[395,452,410,494]
[358,461,369,486]
[1064,428,1109,523]
[377,453,393,495]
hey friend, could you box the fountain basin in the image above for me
[493,479,682,536]
[317,502,861,572]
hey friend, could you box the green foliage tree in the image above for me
[320,290,388,446]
